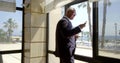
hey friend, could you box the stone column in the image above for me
[24,0,47,63]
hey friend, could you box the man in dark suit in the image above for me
[54,7,86,63]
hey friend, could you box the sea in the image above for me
[99,35,120,41]
[77,35,120,42]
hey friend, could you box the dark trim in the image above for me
[97,56,120,63]
[48,50,54,54]
[93,2,98,58]
[0,50,22,54]
[22,0,25,63]
[16,7,23,11]
[46,13,49,63]
[74,54,92,62]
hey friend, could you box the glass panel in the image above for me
[0,53,21,63]
[0,10,22,51]
[16,0,23,8]
[71,1,93,57]
[98,0,120,59]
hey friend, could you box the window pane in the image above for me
[48,1,93,57]
[16,0,23,7]
[0,10,22,51]
[98,0,120,59]
[0,53,21,63]
[71,1,93,57]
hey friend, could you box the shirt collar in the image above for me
[64,16,71,21]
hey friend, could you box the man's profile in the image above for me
[54,7,86,63]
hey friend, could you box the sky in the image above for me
[71,1,93,32]
[0,0,23,36]
[70,0,120,36]
[99,0,120,36]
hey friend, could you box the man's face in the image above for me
[70,11,76,20]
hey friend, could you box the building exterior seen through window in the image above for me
[0,0,23,63]
[98,0,120,59]
[0,10,22,51]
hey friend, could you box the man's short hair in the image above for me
[66,7,75,13]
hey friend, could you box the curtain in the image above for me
[0,0,16,12]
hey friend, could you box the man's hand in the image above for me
[79,21,87,29]
[75,34,80,41]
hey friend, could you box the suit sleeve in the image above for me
[61,20,81,37]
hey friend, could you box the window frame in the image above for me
[95,1,120,63]
[47,0,120,63]
[0,1,24,63]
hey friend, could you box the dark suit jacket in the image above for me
[54,16,81,58]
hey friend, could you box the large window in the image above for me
[0,0,23,63]
[48,0,92,63]
[48,0,120,63]
[98,0,120,59]
[0,10,22,51]
[70,1,93,57]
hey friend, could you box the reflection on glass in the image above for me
[0,11,22,51]
[71,1,93,57]
[1,53,21,63]
[98,0,120,59]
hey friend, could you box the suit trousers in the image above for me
[60,47,75,63]
[60,56,74,63]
